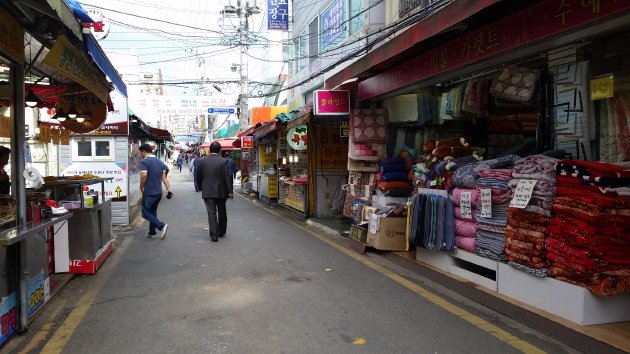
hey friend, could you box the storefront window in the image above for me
[72,137,114,161]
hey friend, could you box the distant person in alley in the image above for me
[176,154,183,172]
[139,144,170,240]
[195,142,233,242]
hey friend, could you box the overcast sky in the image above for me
[78,0,286,97]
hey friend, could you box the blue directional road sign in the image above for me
[207,107,236,114]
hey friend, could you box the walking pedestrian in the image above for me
[139,144,170,240]
[195,142,233,242]
[222,151,237,179]
[176,155,183,172]
[190,152,203,191]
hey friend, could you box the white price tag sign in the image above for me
[509,180,538,209]
[480,188,492,218]
[460,191,472,219]
[369,213,379,234]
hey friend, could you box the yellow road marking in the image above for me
[39,236,131,354]
[239,194,547,354]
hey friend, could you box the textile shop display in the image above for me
[546,160,630,297]
[474,168,514,261]
[504,155,558,277]
[350,108,388,143]
[490,65,541,103]
[452,155,520,189]
[452,187,477,253]
[408,189,453,251]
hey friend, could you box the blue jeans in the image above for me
[142,194,165,234]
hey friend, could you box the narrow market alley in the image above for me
[1,172,618,353]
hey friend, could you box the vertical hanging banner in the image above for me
[0,116,11,138]
[50,128,61,145]
[39,125,51,143]
[60,130,70,145]
[268,0,289,30]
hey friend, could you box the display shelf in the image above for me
[38,177,112,209]
[497,263,630,325]
[450,249,499,291]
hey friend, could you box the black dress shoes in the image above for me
[211,236,218,242]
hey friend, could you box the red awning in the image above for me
[149,127,172,142]
[30,84,115,111]
[200,138,239,151]
[324,0,501,90]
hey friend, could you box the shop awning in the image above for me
[149,127,172,142]
[200,138,239,151]
[324,0,502,89]
[253,120,278,140]
[85,35,127,97]
[64,0,128,97]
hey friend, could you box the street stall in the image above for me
[328,0,630,326]
[277,114,309,217]
[35,177,112,274]
[253,121,279,203]
[0,0,126,338]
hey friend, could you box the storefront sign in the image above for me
[61,162,128,201]
[268,0,289,30]
[359,0,630,100]
[93,90,128,135]
[510,179,538,209]
[58,92,107,134]
[340,119,349,137]
[26,271,45,317]
[321,0,345,50]
[316,127,348,169]
[314,90,350,115]
[241,136,254,149]
[0,8,24,65]
[268,176,278,198]
[287,125,308,151]
[43,36,109,103]
[590,75,614,100]
[0,292,17,346]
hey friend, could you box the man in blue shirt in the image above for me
[139,144,171,239]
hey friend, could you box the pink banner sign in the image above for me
[313,90,350,115]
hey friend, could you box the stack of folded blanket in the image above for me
[546,160,630,296]
[377,158,412,197]
[452,188,478,253]
[474,169,513,261]
[505,155,558,277]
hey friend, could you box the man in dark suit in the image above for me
[194,142,234,242]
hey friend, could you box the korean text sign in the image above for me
[268,0,289,30]
[313,90,350,115]
[321,0,345,50]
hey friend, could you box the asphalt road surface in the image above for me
[6,170,581,354]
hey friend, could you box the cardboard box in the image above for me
[349,225,368,242]
[366,214,408,251]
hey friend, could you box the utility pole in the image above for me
[223,0,260,130]
[238,2,249,131]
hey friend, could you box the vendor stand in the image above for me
[36,177,113,274]
[277,116,309,218]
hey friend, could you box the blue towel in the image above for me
[380,164,408,173]
[380,157,406,166]
[381,171,409,182]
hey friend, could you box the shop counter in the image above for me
[279,179,307,213]
[0,213,72,246]
[64,200,113,274]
